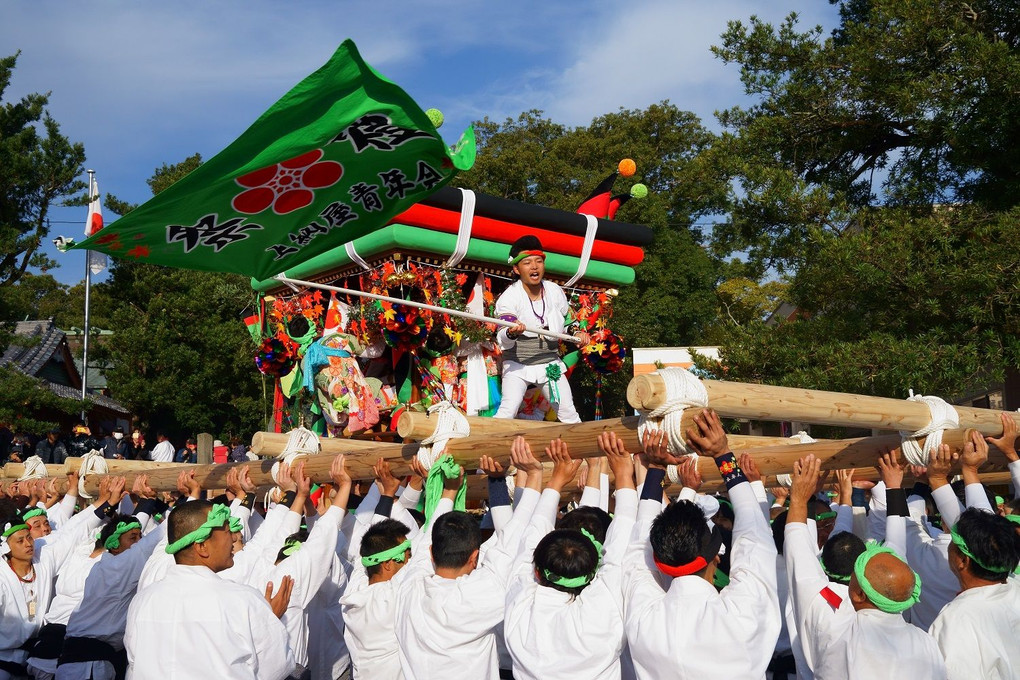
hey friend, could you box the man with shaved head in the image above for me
[784,453,945,679]
[929,507,1020,679]
[125,500,296,679]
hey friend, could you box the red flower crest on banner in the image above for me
[232,149,343,215]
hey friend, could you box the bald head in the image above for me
[851,552,916,611]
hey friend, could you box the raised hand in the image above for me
[546,438,582,492]
[960,430,989,470]
[510,436,543,473]
[876,452,904,489]
[265,575,295,619]
[985,412,1019,462]
[179,470,202,499]
[598,431,635,489]
[132,474,156,500]
[478,455,506,479]
[373,458,400,496]
[66,470,80,496]
[639,429,683,468]
[685,409,730,459]
[926,444,958,490]
[107,476,128,506]
[291,461,311,497]
[238,467,257,494]
[738,453,762,484]
[835,468,855,506]
[407,457,428,490]
[275,462,296,493]
[788,454,822,523]
[678,456,703,491]
[769,485,790,506]
[225,467,244,500]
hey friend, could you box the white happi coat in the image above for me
[929,581,1020,680]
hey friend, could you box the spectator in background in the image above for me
[36,427,69,465]
[3,433,30,465]
[102,426,130,460]
[228,436,248,463]
[150,431,175,463]
[176,437,198,464]
[129,427,147,460]
[212,439,229,464]
[68,422,101,458]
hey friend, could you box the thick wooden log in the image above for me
[250,432,399,457]
[2,458,190,479]
[628,375,1018,436]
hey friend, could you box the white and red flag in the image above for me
[84,175,107,273]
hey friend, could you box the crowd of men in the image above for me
[0,425,248,466]
[1,409,1018,679]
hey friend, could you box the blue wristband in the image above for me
[714,453,747,490]
[487,477,512,507]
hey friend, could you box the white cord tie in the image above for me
[636,367,708,484]
[17,455,48,481]
[899,392,959,467]
[417,401,470,470]
[77,449,109,499]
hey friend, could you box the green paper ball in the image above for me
[630,183,648,199]
[425,108,444,129]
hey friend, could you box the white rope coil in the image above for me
[636,367,708,486]
[77,449,109,499]
[417,401,470,469]
[271,426,321,485]
[775,432,817,488]
[898,392,959,467]
[16,455,48,481]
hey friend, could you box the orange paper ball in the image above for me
[618,158,636,177]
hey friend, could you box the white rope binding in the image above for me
[899,391,960,467]
[345,241,373,271]
[417,401,470,470]
[775,431,817,488]
[16,455,48,481]
[271,426,321,485]
[635,367,709,484]
[77,449,109,499]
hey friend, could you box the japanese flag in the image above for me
[85,175,104,237]
[323,293,350,335]
[85,175,107,273]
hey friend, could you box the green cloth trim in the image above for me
[713,567,730,589]
[22,508,46,522]
[420,455,466,524]
[165,504,231,555]
[104,520,141,550]
[950,523,1013,574]
[361,538,412,567]
[281,538,303,557]
[541,528,603,589]
[229,516,243,533]
[3,523,28,539]
[854,543,921,613]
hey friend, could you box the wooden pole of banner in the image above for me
[627,375,1017,436]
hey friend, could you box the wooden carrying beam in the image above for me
[2,458,190,479]
[627,375,1018,436]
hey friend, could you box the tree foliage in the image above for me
[0,52,87,289]
[702,1,1020,402]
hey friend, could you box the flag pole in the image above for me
[273,274,582,344]
[81,170,95,422]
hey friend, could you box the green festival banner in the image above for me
[72,39,476,280]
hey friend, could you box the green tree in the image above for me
[0,52,87,289]
[456,104,729,417]
[699,1,1020,404]
[95,154,265,440]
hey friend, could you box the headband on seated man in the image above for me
[654,524,725,578]
[165,504,232,555]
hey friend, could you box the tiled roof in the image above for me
[47,380,129,414]
[1,320,64,376]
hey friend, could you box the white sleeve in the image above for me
[749,480,770,521]
[1009,459,1020,497]
[46,491,78,530]
[579,484,600,508]
[964,483,993,513]
[271,505,345,607]
[884,514,907,559]
[931,484,963,528]
[494,284,520,349]
[867,481,887,542]
[599,473,610,513]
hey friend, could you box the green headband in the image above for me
[1005,514,1020,526]
[165,504,231,555]
[104,520,141,550]
[949,523,1014,574]
[820,555,852,584]
[814,511,837,522]
[541,529,604,589]
[3,523,28,539]
[854,543,921,613]
[510,249,546,266]
[361,539,411,567]
[229,516,242,534]
[281,539,303,557]
[22,508,46,522]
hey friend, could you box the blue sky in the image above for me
[2,0,838,286]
